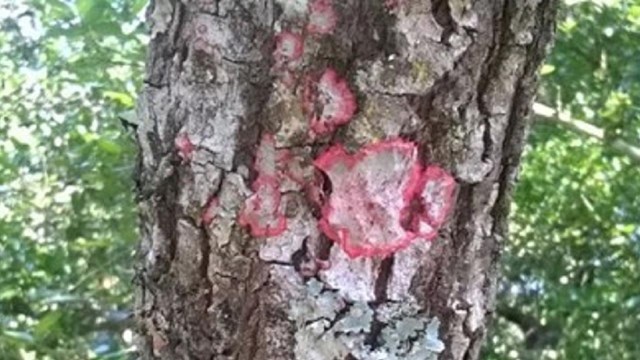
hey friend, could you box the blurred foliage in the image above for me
[0,0,145,359]
[485,1,640,359]
[0,0,638,360]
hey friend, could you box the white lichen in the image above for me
[387,240,431,301]
[320,246,379,302]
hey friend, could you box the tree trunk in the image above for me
[133,0,556,359]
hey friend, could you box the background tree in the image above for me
[0,0,638,360]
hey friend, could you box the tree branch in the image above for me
[532,102,640,164]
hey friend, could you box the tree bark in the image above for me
[133,0,556,359]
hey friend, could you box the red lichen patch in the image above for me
[239,175,287,237]
[307,0,338,35]
[314,139,456,258]
[416,165,457,228]
[303,68,357,136]
[201,197,219,226]
[239,134,287,237]
[175,132,195,162]
[314,139,422,258]
[273,31,304,70]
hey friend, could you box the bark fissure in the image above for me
[157,172,180,268]
[475,0,509,168]
[374,256,394,303]
[432,0,455,44]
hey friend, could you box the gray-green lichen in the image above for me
[289,279,445,360]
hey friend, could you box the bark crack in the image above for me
[374,257,394,303]
[475,0,511,167]
[432,0,456,44]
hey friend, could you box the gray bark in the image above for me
[133,0,557,359]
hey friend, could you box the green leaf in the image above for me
[0,288,20,301]
[34,311,63,338]
[91,21,123,36]
[104,91,134,108]
[75,0,112,24]
[97,139,123,155]
[75,0,94,18]
[131,0,149,15]
[540,64,556,75]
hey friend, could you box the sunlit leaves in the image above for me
[0,0,145,359]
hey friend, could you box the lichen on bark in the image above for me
[134,0,558,359]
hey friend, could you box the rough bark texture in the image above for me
[134,0,557,359]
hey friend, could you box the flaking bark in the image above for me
[134,0,557,359]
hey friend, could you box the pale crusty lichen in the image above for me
[259,196,319,263]
[320,246,379,302]
[387,240,432,301]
